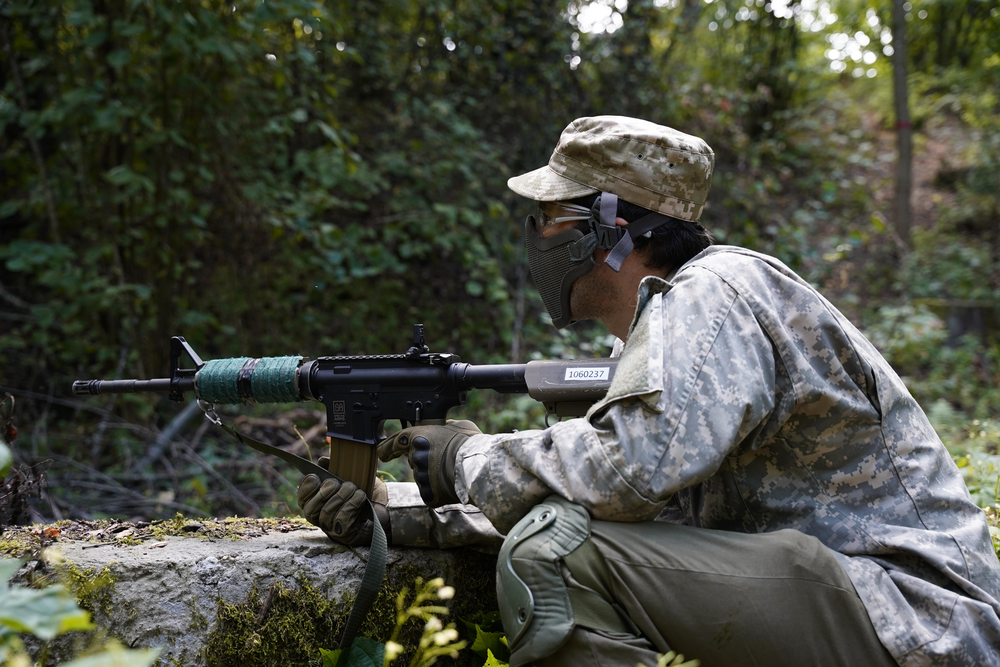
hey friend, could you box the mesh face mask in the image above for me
[524,193,674,329]
[524,211,595,329]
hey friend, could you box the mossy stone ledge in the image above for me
[4,520,497,667]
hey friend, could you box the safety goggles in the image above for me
[534,201,592,232]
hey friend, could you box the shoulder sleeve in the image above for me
[455,268,777,533]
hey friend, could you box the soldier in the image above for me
[298,116,1000,666]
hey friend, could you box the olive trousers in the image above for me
[502,501,898,667]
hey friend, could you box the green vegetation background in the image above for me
[0,0,997,555]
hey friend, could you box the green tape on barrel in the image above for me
[196,357,252,404]
[195,356,303,404]
[251,356,302,403]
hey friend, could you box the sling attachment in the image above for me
[198,401,387,665]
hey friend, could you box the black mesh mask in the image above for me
[524,193,674,329]
[524,213,595,329]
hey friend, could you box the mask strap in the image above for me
[605,211,673,272]
[605,235,633,272]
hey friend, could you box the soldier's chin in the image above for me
[569,270,618,325]
[567,284,596,325]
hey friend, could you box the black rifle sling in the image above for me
[217,422,387,660]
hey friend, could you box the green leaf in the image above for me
[107,49,131,69]
[316,120,346,148]
[320,638,384,667]
[483,648,509,667]
[470,624,510,662]
[83,30,108,48]
[66,9,95,26]
[477,611,502,629]
[0,583,94,640]
[0,559,21,585]
[61,647,162,667]
[104,166,154,194]
[0,200,18,219]
[319,647,340,667]
[0,441,11,478]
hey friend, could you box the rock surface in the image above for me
[34,526,497,666]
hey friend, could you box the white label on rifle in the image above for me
[564,367,610,381]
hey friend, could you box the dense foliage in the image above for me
[0,0,998,522]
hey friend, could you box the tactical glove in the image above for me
[297,456,390,547]
[376,420,481,508]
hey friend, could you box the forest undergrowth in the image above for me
[0,0,997,560]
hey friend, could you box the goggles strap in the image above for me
[599,192,618,229]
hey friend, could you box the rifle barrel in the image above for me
[72,377,193,396]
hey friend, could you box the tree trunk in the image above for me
[892,0,913,250]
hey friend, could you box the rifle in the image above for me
[73,323,618,657]
[73,324,618,496]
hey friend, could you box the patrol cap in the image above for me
[507,115,715,222]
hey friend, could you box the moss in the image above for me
[147,514,312,542]
[0,531,35,557]
[187,596,210,631]
[205,577,340,667]
[62,563,118,619]
[1,515,314,556]
[204,549,498,667]
[438,550,499,630]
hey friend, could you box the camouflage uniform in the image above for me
[453,246,1000,666]
[384,481,502,552]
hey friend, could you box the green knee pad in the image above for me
[496,496,592,667]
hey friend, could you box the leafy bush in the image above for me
[0,558,160,667]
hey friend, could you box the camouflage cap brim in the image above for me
[507,165,600,202]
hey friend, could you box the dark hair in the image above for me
[571,194,714,273]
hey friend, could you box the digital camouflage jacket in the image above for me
[453,245,1000,666]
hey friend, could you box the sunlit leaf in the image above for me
[0,583,94,640]
[469,624,509,661]
[60,647,162,667]
[482,648,509,667]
